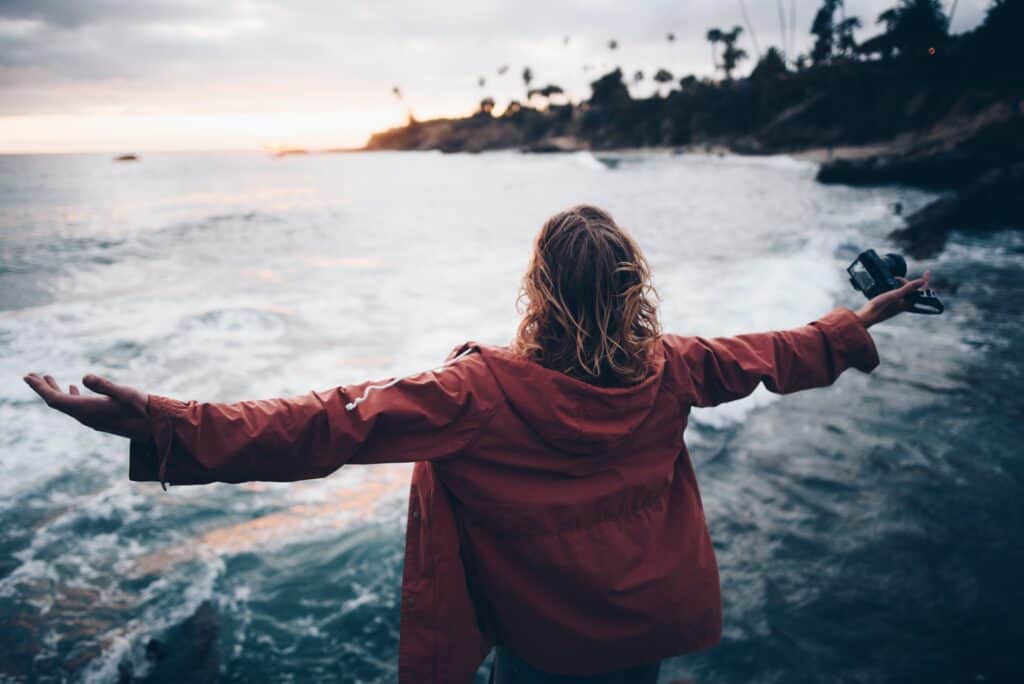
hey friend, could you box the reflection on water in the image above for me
[1,150,1022,683]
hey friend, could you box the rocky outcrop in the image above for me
[816,102,1024,190]
[890,163,1024,257]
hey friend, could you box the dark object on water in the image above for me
[113,154,138,162]
[847,249,943,314]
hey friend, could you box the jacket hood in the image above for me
[474,342,667,455]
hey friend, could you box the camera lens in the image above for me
[883,254,907,278]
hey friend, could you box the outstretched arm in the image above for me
[24,348,495,488]
[666,273,931,408]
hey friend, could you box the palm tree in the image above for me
[810,0,841,65]
[878,0,948,58]
[750,46,788,79]
[706,28,724,72]
[835,16,861,57]
[721,26,748,79]
[526,82,564,108]
[653,68,674,96]
[632,70,645,97]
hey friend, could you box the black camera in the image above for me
[847,249,943,315]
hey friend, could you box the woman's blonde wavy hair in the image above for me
[512,205,661,387]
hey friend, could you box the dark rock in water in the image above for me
[816,150,992,189]
[145,638,167,661]
[521,136,584,153]
[139,600,220,682]
[113,154,139,162]
[890,163,1024,257]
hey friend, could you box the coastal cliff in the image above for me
[363,1,1022,255]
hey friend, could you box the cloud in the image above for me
[0,0,992,148]
[0,0,224,28]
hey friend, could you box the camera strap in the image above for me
[906,289,944,315]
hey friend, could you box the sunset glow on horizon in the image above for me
[0,0,987,154]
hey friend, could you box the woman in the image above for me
[24,205,929,683]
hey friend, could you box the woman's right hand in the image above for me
[23,373,152,441]
[855,270,932,328]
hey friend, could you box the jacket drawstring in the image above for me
[157,415,173,491]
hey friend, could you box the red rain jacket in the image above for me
[129,307,878,682]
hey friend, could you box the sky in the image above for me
[0,0,991,154]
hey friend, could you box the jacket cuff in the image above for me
[813,307,880,373]
[127,394,191,489]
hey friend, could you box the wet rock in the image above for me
[141,600,220,682]
[145,638,166,661]
[816,150,992,189]
[521,136,585,153]
[890,163,1024,257]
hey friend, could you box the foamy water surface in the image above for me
[1,150,1022,683]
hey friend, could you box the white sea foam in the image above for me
[0,150,945,679]
[570,150,608,170]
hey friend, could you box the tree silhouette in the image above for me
[653,68,674,95]
[678,74,699,93]
[528,84,566,108]
[836,16,862,57]
[522,67,533,100]
[878,0,948,58]
[970,0,1023,74]
[810,0,841,65]
[478,97,495,115]
[721,26,748,79]
[589,68,630,107]
[751,46,788,79]
[706,28,724,72]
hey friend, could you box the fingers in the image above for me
[895,276,926,297]
[69,385,80,396]
[44,374,60,392]
[82,374,129,402]
[23,373,64,406]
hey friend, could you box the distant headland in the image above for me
[360,0,1022,256]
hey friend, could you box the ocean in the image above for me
[1,150,1022,683]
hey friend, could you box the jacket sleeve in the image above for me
[128,349,496,488]
[664,307,879,408]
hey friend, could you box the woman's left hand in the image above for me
[23,373,152,440]
[855,271,932,328]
